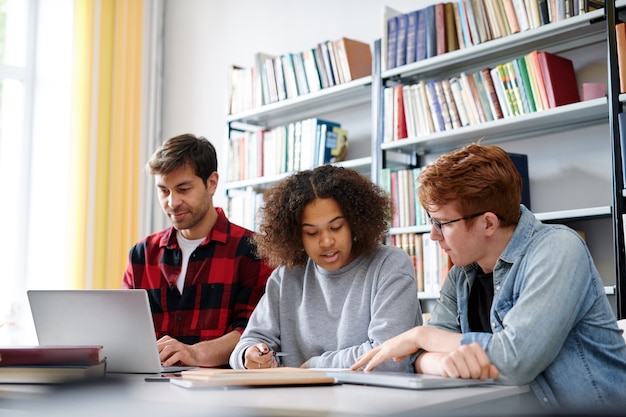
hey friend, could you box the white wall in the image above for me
[161,0,431,206]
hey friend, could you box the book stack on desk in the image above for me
[0,345,106,384]
[170,367,337,388]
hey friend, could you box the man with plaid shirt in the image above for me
[123,134,273,368]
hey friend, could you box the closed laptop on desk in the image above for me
[327,371,493,390]
[27,289,191,374]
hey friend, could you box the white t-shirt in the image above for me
[175,231,204,293]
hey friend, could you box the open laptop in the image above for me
[326,370,494,390]
[27,289,194,374]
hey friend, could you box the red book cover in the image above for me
[537,51,580,108]
[393,85,408,140]
[0,345,104,367]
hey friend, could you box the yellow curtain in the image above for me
[69,0,144,289]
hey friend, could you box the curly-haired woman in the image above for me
[229,165,422,371]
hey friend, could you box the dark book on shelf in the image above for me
[0,345,105,367]
[616,23,626,94]
[445,2,459,52]
[509,153,531,210]
[387,14,399,70]
[406,10,419,64]
[424,4,437,59]
[415,7,428,62]
[618,112,626,186]
[537,51,580,108]
[395,12,408,68]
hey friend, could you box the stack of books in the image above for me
[0,345,106,384]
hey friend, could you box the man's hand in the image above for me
[157,335,199,367]
[351,327,421,372]
[438,343,499,380]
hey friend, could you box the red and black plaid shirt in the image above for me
[123,208,273,344]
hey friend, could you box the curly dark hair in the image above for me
[254,165,393,268]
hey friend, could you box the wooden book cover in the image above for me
[445,2,459,52]
[0,345,104,367]
[435,3,447,56]
[336,37,372,82]
[537,51,580,108]
[616,23,626,94]
[171,368,338,388]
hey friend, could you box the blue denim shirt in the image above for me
[428,205,626,410]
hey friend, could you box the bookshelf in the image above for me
[374,3,623,316]
[224,2,625,318]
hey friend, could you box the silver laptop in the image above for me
[27,289,193,374]
[327,370,493,390]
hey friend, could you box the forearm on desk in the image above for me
[194,330,241,367]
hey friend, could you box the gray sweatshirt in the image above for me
[229,245,422,371]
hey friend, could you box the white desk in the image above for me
[0,375,532,417]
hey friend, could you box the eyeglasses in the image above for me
[427,212,487,236]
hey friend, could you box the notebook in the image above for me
[326,370,493,390]
[27,289,194,374]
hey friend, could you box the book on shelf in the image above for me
[452,2,467,50]
[392,85,408,140]
[292,52,310,96]
[273,56,288,101]
[406,9,419,64]
[280,54,298,99]
[479,67,504,120]
[508,152,531,209]
[537,51,580,108]
[319,41,337,87]
[425,80,446,132]
[502,0,521,34]
[471,71,495,122]
[445,2,459,53]
[170,368,337,388]
[512,0,531,31]
[386,13,399,70]
[441,78,462,129]
[313,44,331,89]
[424,4,437,59]
[302,49,322,93]
[335,37,372,82]
[0,345,104,367]
[433,79,453,131]
[395,12,408,68]
[616,23,626,94]
[527,50,550,111]
[435,3,447,56]
[415,6,428,62]
[0,361,106,384]
[618,112,626,186]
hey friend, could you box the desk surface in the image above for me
[1,374,531,417]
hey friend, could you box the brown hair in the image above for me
[417,143,522,226]
[254,165,392,268]
[147,134,218,182]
